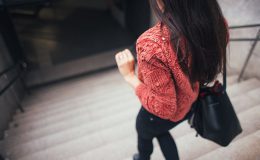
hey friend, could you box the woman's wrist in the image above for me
[124,74,141,89]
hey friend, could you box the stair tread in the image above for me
[7,97,139,137]
[17,79,129,116]
[14,86,132,122]
[12,77,260,127]
[227,78,260,97]
[20,72,239,112]
[3,66,259,160]
[13,90,135,124]
[69,105,260,160]
[16,104,260,160]
[21,69,123,106]
[4,106,139,151]
[194,130,260,160]
[9,83,260,138]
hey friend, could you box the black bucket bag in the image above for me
[187,60,243,147]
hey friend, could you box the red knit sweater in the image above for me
[135,22,200,122]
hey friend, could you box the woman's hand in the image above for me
[115,49,141,88]
[115,49,136,79]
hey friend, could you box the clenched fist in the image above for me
[115,49,141,89]
[115,49,136,79]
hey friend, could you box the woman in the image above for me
[115,0,229,159]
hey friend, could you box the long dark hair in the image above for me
[149,0,229,85]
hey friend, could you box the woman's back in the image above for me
[135,22,200,122]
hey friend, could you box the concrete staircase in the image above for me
[0,68,260,160]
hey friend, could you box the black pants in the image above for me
[135,105,195,160]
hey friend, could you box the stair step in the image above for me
[4,104,139,152]
[6,110,139,159]
[4,82,257,159]
[2,63,258,160]
[13,86,132,123]
[6,84,258,143]
[12,77,254,131]
[21,103,259,160]
[5,102,139,149]
[20,71,237,113]
[14,82,260,129]
[13,88,130,123]
[169,104,260,160]
[23,67,236,106]
[120,105,260,160]
[226,78,260,97]
[227,75,239,85]
[16,78,128,118]
[247,87,260,101]
[128,104,260,160]
[15,120,136,160]
[21,69,122,106]
[14,74,241,124]
[194,130,260,160]
[7,94,139,137]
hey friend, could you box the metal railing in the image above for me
[0,62,26,112]
[228,23,260,82]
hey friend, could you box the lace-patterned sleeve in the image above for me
[135,39,177,120]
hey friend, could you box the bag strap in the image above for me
[223,53,227,91]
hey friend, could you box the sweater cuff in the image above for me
[135,82,147,97]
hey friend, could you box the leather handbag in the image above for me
[187,60,243,147]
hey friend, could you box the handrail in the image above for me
[227,23,260,82]
[229,24,260,29]
[0,63,17,78]
[0,69,21,96]
[238,29,260,82]
[0,62,21,96]
[230,38,260,42]
[0,61,25,112]
[229,24,260,42]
